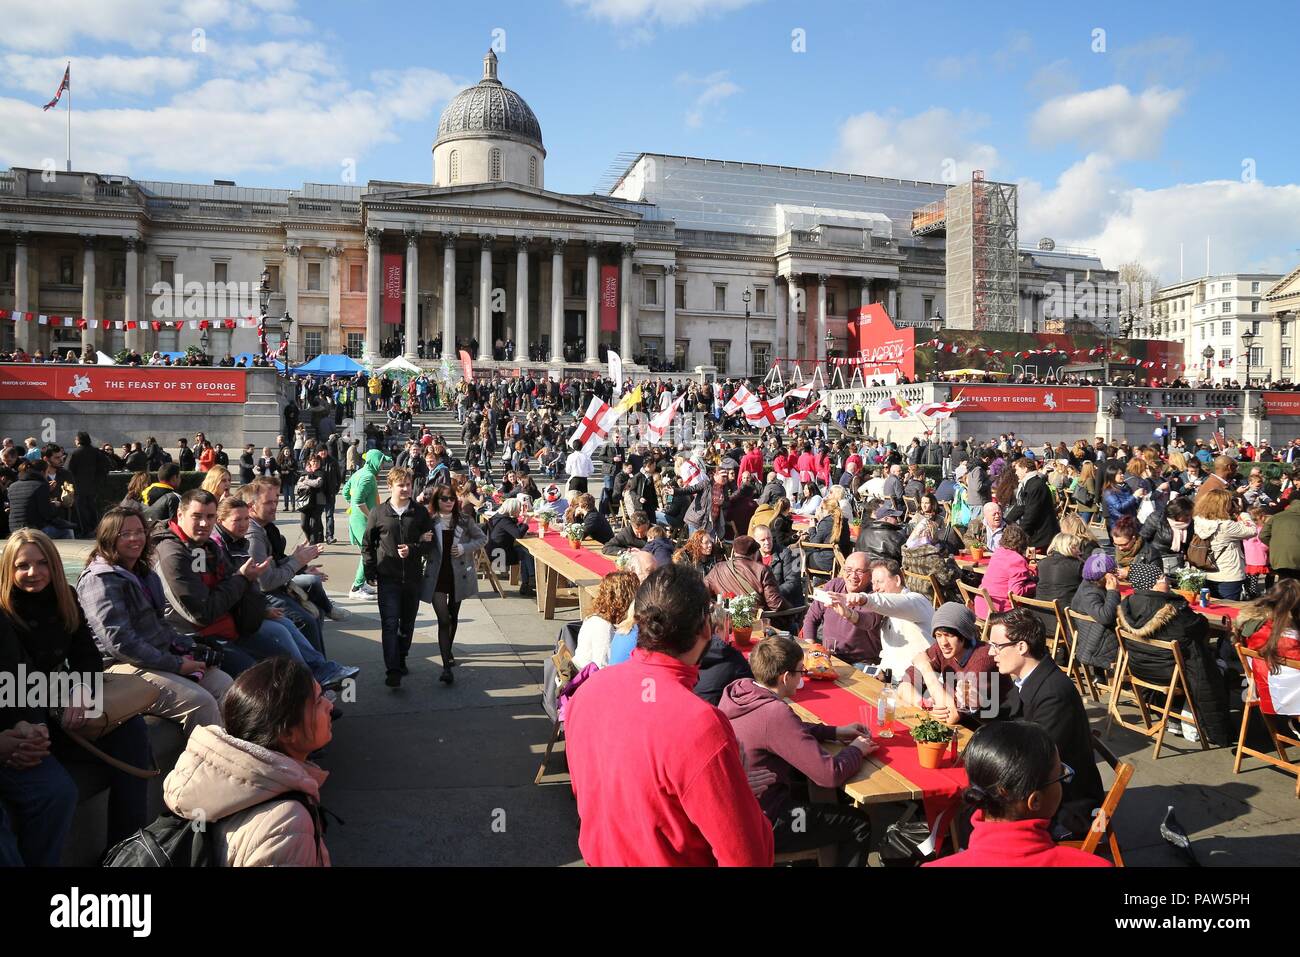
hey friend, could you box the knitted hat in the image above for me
[931,602,978,644]
[1081,551,1116,581]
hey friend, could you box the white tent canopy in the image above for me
[376,356,422,376]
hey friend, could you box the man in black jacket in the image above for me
[67,431,110,538]
[752,523,804,614]
[602,512,651,555]
[1003,453,1059,552]
[991,608,1105,839]
[176,437,196,472]
[362,465,434,687]
[124,443,150,473]
[630,461,659,517]
[315,446,342,543]
[7,462,73,537]
[854,505,906,564]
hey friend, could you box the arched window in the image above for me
[528,155,537,187]
[490,148,502,181]
[449,150,460,184]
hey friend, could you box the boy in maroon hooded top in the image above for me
[719,635,876,866]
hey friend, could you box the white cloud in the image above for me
[678,71,740,129]
[1018,154,1122,244]
[0,0,303,51]
[1,54,198,99]
[566,0,761,26]
[830,107,999,183]
[0,62,459,177]
[1030,84,1184,160]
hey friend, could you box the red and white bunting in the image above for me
[1134,405,1232,424]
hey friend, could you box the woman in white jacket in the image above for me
[163,658,333,866]
[1191,487,1256,601]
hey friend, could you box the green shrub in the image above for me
[1235,461,1292,482]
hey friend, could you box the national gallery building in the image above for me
[0,50,1117,375]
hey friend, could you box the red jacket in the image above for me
[925,812,1111,868]
[565,648,774,867]
[739,449,765,483]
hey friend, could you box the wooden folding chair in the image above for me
[477,547,506,598]
[1064,608,1108,703]
[1009,594,1087,692]
[1107,625,1210,759]
[1060,732,1135,865]
[799,542,844,595]
[928,572,946,609]
[902,496,920,519]
[956,580,993,642]
[1232,643,1300,798]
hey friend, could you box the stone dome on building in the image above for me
[432,51,547,188]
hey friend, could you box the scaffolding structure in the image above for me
[937,171,1019,331]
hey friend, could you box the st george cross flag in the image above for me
[785,398,821,429]
[645,395,684,444]
[876,395,912,420]
[458,349,474,383]
[608,350,622,394]
[723,383,754,416]
[676,456,704,487]
[745,396,787,427]
[786,383,815,400]
[569,396,621,456]
[914,399,964,420]
[1247,641,1300,716]
[43,64,70,111]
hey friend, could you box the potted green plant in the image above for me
[726,592,760,645]
[563,523,585,548]
[536,512,552,537]
[1172,566,1206,604]
[911,715,957,769]
[961,526,987,564]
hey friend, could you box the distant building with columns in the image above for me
[1,49,1125,376]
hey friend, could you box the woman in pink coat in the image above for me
[975,522,1037,620]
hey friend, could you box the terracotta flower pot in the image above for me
[731,624,753,647]
[969,547,984,563]
[1175,589,1197,604]
[850,524,861,539]
[916,740,949,770]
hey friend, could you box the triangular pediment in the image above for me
[1263,264,1300,303]
[362,181,640,219]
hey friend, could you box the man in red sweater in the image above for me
[738,440,765,487]
[565,563,775,866]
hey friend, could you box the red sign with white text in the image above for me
[1264,392,1300,415]
[600,265,619,333]
[848,305,916,379]
[0,366,247,403]
[952,385,1097,414]
[382,253,403,325]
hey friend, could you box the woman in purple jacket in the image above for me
[718,635,876,866]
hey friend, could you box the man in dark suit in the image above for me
[1003,452,1058,552]
[67,431,110,538]
[990,608,1105,839]
[630,460,659,517]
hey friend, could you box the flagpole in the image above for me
[65,63,71,172]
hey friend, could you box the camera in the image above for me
[184,643,225,668]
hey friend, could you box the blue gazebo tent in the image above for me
[291,353,367,376]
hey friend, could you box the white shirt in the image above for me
[865,476,888,498]
[848,589,935,676]
[565,450,594,478]
[574,616,617,670]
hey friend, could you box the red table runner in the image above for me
[531,531,618,577]
[955,552,990,568]
[1118,585,1240,620]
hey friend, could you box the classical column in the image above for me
[81,235,96,349]
[283,243,300,362]
[1270,315,1284,383]
[124,237,141,352]
[664,264,678,371]
[14,232,32,352]
[326,245,343,356]
[364,227,381,361]
[816,274,829,362]
[404,231,420,359]
[787,274,801,363]
[886,281,897,320]
[441,232,457,355]
[550,238,566,363]
[585,243,599,363]
[515,236,531,362]
[619,242,635,361]
[774,275,787,370]
[478,234,494,360]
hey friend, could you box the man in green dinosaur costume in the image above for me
[344,448,391,597]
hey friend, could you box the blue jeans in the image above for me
[1209,579,1243,601]
[518,551,535,586]
[42,524,76,540]
[53,717,151,849]
[0,752,79,866]
[240,617,341,684]
[378,579,421,673]
[268,592,325,656]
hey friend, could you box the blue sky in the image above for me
[2,0,1297,279]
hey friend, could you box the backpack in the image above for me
[1186,526,1219,573]
[102,791,323,867]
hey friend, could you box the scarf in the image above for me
[1114,534,1145,568]
[1167,517,1190,553]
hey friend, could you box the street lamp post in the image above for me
[1242,328,1256,389]
[1202,344,1215,386]
[742,286,752,380]
[260,267,294,377]
[824,329,834,385]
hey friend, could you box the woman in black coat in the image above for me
[1070,553,1122,671]
[0,529,151,863]
[1034,534,1085,628]
[1138,496,1193,573]
[486,499,535,597]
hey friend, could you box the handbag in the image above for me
[1186,527,1218,573]
[879,802,937,865]
[51,673,161,779]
